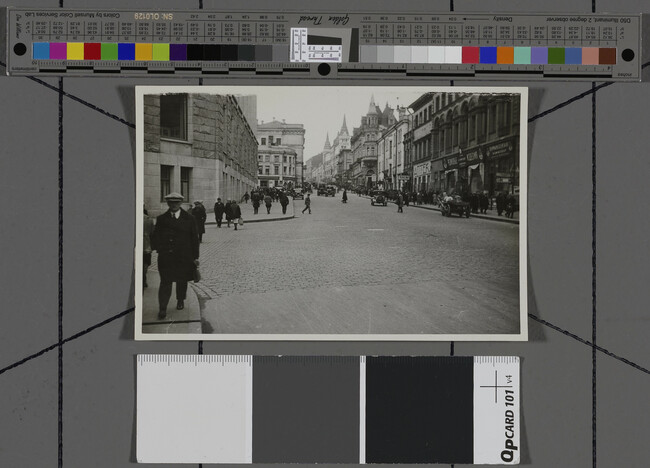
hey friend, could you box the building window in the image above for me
[274,166,279,175]
[489,105,497,133]
[276,138,281,145]
[180,167,191,201]
[283,155,287,163]
[160,165,173,201]
[261,137,266,145]
[283,166,287,174]
[160,94,187,140]
[265,167,270,175]
[265,155,270,162]
[258,166,263,174]
[269,135,274,145]
[274,155,279,163]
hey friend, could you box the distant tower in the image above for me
[324,132,331,149]
[340,115,349,135]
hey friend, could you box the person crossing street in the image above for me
[302,193,312,214]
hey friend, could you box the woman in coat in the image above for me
[224,199,234,227]
[231,201,242,231]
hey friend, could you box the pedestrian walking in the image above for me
[417,191,423,205]
[302,193,312,214]
[397,193,404,213]
[143,206,154,288]
[192,201,207,242]
[224,199,234,227]
[505,193,516,219]
[231,200,242,230]
[213,198,225,227]
[479,191,489,214]
[151,193,200,319]
[496,192,506,216]
[243,191,250,204]
[404,192,410,207]
[342,189,348,203]
[252,191,260,215]
[264,193,273,214]
[280,191,289,214]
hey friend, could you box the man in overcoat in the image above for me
[152,193,200,319]
[213,198,225,227]
[192,200,207,242]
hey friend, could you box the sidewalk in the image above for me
[205,199,295,225]
[361,195,519,224]
[141,270,202,334]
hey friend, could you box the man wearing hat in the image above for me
[192,200,207,243]
[151,192,200,319]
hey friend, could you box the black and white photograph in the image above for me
[135,86,527,340]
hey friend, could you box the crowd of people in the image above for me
[352,186,518,218]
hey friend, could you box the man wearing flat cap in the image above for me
[151,192,200,319]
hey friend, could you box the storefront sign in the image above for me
[485,138,515,160]
[397,174,410,181]
[414,161,431,177]
[413,121,433,141]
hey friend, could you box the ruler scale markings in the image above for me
[5,9,640,80]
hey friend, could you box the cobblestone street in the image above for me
[178,193,520,336]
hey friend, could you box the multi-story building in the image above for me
[404,92,521,195]
[377,106,410,191]
[143,93,258,216]
[257,119,306,187]
[349,96,396,188]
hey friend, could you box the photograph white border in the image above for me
[134,85,528,341]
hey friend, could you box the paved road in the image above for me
[193,194,520,336]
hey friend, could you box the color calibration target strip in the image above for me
[4,9,641,80]
[137,355,520,465]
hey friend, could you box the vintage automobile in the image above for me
[441,195,471,218]
[370,190,388,206]
[325,185,336,196]
[291,189,304,200]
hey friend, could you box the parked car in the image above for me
[370,190,388,206]
[291,189,304,200]
[325,185,336,197]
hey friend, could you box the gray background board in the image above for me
[0,1,649,467]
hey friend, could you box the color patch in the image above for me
[513,47,531,64]
[187,44,203,61]
[152,43,169,61]
[394,46,412,63]
[84,43,101,61]
[50,43,67,60]
[222,45,238,61]
[360,45,377,63]
[67,42,84,60]
[118,43,135,60]
[101,43,118,61]
[462,46,480,64]
[204,44,221,61]
[252,357,360,463]
[135,43,153,61]
[33,42,49,60]
[548,47,565,64]
[599,48,616,65]
[531,47,548,64]
[479,47,497,64]
[169,44,187,61]
[427,46,445,64]
[444,46,462,64]
[564,48,581,65]
[497,47,514,64]
[411,46,428,64]
[272,45,289,62]
[365,357,474,464]
[582,47,599,65]
[255,45,273,62]
[238,45,255,61]
[376,45,394,63]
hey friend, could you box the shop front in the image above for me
[483,137,518,195]
[441,145,484,195]
[413,161,431,192]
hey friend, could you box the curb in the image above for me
[359,195,519,225]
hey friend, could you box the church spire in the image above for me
[367,94,377,115]
[339,115,349,135]
[324,132,331,149]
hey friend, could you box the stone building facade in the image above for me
[143,93,258,216]
[256,120,306,187]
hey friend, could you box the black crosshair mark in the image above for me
[621,49,635,62]
[479,370,513,403]
[318,63,331,76]
[14,43,27,56]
